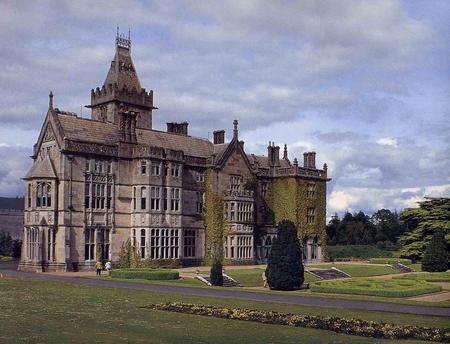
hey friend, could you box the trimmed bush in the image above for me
[328,245,392,260]
[394,272,450,283]
[145,303,450,342]
[210,261,223,286]
[310,278,441,297]
[422,229,449,272]
[111,269,179,280]
[369,258,412,265]
[266,220,304,290]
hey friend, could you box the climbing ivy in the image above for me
[266,177,328,259]
[203,169,226,265]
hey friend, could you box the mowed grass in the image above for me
[226,268,319,287]
[1,277,449,344]
[311,278,442,297]
[309,263,397,277]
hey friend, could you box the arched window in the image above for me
[302,237,308,261]
[311,236,319,260]
[47,227,56,261]
[26,227,40,261]
[27,184,32,208]
[141,187,147,210]
[140,229,146,258]
[36,182,51,208]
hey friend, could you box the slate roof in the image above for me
[24,155,57,179]
[56,112,214,158]
[248,154,291,168]
[104,45,142,91]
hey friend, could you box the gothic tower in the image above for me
[89,29,156,129]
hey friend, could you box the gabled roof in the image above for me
[214,137,254,172]
[56,113,214,158]
[24,155,57,180]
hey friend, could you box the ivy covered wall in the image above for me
[266,177,327,258]
[203,169,226,265]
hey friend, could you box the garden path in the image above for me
[2,267,449,317]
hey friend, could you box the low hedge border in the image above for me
[369,258,412,265]
[144,303,450,342]
[394,272,450,283]
[310,283,441,298]
[111,269,179,280]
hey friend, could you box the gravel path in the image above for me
[2,267,450,317]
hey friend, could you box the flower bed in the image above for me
[111,269,179,280]
[310,278,441,297]
[394,272,450,283]
[369,258,412,265]
[144,303,450,342]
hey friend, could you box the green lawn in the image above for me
[0,277,448,344]
[309,263,397,277]
[226,268,319,287]
[311,278,442,297]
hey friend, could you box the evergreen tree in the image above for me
[266,220,304,290]
[399,198,450,262]
[210,261,223,286]
[422,229,449,272]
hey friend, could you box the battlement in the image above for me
[90,83,154,108]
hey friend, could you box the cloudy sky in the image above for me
[0,0,449,216]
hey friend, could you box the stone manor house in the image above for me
[19,33,330,272]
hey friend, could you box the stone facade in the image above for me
[19,33,330,272]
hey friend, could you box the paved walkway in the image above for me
[2,268,450,317]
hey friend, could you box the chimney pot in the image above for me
[213,130,225,144]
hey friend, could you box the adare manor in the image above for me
[20,33,330,272]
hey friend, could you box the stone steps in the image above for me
[391,263,414,273]
[196,274,241,287]
[308,268,350,280]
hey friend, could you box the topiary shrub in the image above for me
[266,220,304,290]
[210,261,223,286]
[422,229,449,272]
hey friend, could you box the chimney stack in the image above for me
[166,122,188,136]
[268,142,281,167]
[213,130,225,144]
[303,152,316,169]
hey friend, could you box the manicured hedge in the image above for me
[145,303,450,342]
[111,269,179,280]
[328,245,393,260]
[369,258,412,265]
[310,278,441,297]
[394,272,450,283]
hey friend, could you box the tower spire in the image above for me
[49,91,54,110]
[283,144,288,159]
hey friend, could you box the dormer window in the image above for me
[36,182,51,208]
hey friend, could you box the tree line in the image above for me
[327,198,449,263]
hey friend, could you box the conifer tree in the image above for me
[266,220,304,290]
[422,229,449,272]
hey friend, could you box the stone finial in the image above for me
[323,163,328,172]
[283,144,288,159]
[233,119,239,139]
[293,158,298,166]
[49,91,54,110]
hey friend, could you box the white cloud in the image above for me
[376,137,398,147]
